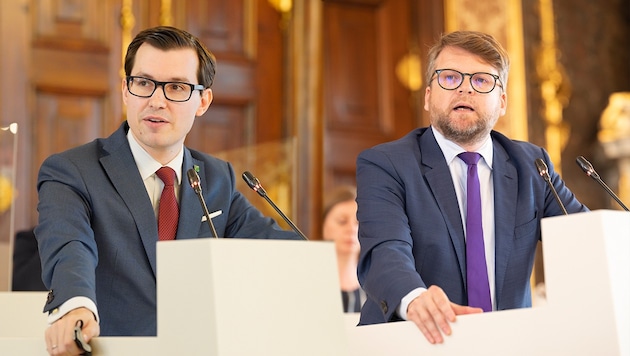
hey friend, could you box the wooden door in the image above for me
[294,0,444,239]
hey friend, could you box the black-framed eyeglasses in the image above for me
[126,76,205,102]
[432,69,503,94]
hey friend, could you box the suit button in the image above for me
[380,300,388,314]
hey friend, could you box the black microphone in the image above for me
[187,168,219,238]
[576,155,629,211]
[535,158,568,215]
[242,171,308,240]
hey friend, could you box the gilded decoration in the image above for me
[444,0,528,142]
[598,92,630,207]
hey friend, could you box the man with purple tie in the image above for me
[356,31,588,344]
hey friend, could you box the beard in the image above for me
[429,104,498,148]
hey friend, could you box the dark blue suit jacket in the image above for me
[35,121,299,336]
[356,127,588,325]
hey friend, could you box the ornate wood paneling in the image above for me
[33,0,112,48]
[322,0,437,189]
[28,0,122,225]
[177,1,291,226]
[177,0,280,153]
[178,0,253,155]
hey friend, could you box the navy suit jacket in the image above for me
[356,127,588,325]
[35,121,299,336]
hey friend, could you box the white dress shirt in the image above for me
[397,127,496,319]
[47,130,184,325]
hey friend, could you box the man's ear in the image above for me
[196,88,213,117]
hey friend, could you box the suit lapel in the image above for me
[99,124,160,275]
[176,150,206,239]
[420,129,467,281]
[491,141,518,306]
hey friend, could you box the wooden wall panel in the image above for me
[177,0,291,224]
[254,1,285,144]
[322,0,421,189]
[179,0,255,156]
[185,0,247,57]
[31,48,110,94]
[34,94,105,166]
[26,0,121,225]
[324,6,381,133]
[185,106,247,153]
[33,0,111,47]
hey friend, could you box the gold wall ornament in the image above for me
[444,0,529,142]
[598,92,630,208]
[160,0,173,26]
[599,92,630,143]
[267,0,292,28]
[537,0,571,174]
[268,0,292,13]
[0,176,14,214]
[395,51,423,92]
[120,0,135,78]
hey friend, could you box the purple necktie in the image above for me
[458,152,492,312]
[156,167,179,241]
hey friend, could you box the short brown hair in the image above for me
[124,26,217,88]
[425,31,510,90]
[322,185,357,221]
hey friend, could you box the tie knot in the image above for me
[156,167,176,186]
[458,152,481,166]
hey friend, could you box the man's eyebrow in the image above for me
[131,73,193,82]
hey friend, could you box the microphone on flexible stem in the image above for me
[242,171,309,240]
[535,158,568,215]
[576,155,629,211]
[187,168,219,238]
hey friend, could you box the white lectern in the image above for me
[0,238,347,355]
[348,210,630,355]
[156,238,348,355]
[1,211,628,355]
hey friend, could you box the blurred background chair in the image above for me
[12,228,45,291]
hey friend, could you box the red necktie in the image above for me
[156,167,179,241]
[458,152,492,312]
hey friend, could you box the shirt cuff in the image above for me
[47,296,100,325]
[397,287,426,320]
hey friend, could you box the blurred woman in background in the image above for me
[322,185,365,313]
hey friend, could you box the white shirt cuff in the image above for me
[397,287,426,320]
[47,296,100,325]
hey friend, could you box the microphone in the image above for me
[242,171,308,240]
[186,168,219,238]
[535,158,568,215]
[576,156,629,211]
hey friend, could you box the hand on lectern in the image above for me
[45,307,99,355]
[406,285,482,344]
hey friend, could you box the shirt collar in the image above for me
[431,126,494,168]
[127,131,184,184]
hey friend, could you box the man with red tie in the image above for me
[35,26,299,355]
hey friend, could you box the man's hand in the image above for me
[45,307,99,355]
[406,285,482,344]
